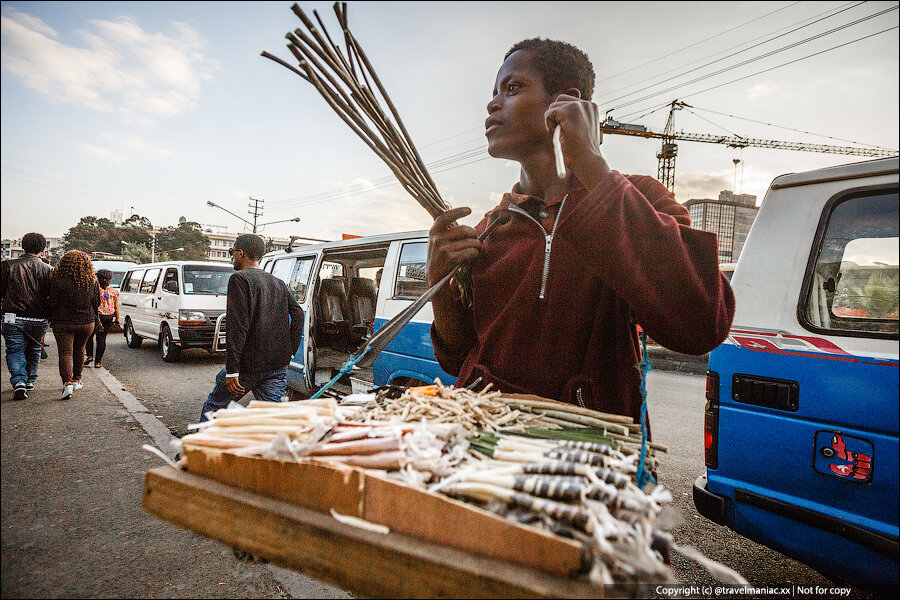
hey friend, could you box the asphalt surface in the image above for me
[1,337,349,599]
[2,334,884,598]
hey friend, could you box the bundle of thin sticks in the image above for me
[262,2,449,219]
[356,381,546,435]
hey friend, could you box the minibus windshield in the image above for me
[183,265,234,295]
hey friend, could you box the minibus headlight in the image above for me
[179,310,207,325]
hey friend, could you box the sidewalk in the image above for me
[0,339,303,598]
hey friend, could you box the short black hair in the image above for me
[22,232,46,255]
[234,234,266,261]
[504,38,595,100]
[96,269,113,287]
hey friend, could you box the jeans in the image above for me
[200,366,288,422]
[2,319,49,388]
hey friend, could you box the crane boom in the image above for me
[598,123,897,157]
[600,100,898,191]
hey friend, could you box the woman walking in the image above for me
[47,251,100,400]
[85,269,119,369]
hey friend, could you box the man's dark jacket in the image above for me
[1,255,53,318]
[225,268,304,375]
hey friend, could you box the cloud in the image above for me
[99,132,173,156]
[1,6,218,124]
[675,170,733,202]
[78,143,124,164]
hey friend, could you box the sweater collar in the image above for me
[490,177,586,216]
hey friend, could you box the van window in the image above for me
[803,190,898,336]
[183,265,233,295]
[395,242,428,298]
[109,271,126,288]
[272,256,315,303]
[122,271,142,294]
[140,268,162,294]
[161,268,179,294]
[123,269,144,294]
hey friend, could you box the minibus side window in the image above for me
[395,242,428,299]
[140,268,162,294]
[272,257,315,303]
[161,268,179,294]
[803,191,898,336]
[124,271,144,294]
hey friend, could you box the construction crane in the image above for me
[600,100,898,191]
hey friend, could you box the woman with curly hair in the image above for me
[47,250,100,399]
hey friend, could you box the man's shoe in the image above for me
[94,363,103,369]
[25,382,35,391]
[84,356,93,365]
[13,385,28,400]
[61,383,74,400]
[72,380,84,391]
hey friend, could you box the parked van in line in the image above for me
[693,157,898,587]
[118,261,235,362]
[259,231,455,397]
[91,260,139,290]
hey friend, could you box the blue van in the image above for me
[693,157,898,588]
[259,231,455,397]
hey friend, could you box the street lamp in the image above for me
[206,200,300,233]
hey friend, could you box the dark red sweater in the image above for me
[431,172,734,423]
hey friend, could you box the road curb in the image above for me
[91,366,178,460]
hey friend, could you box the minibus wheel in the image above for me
[124,319,143,349]
[159,325,181,362]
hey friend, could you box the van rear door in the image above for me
[706,181,898,586]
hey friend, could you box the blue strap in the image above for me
[309,345,370,400]
[637,330,656,489]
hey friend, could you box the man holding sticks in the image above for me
[427,39,735,425]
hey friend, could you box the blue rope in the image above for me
[309,346,370,400]
[637,330,656,489]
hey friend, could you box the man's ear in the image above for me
[562,87,582,100]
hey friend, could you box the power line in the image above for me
[617,25,899,123]
[606,5,898,113]
[594,1,803,85]
[595,1,863,104]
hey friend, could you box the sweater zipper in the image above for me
[576,387,586,409]
[506,194,567,300]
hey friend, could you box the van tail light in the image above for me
[704,371,720,470]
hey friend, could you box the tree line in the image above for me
[56,214,210,265]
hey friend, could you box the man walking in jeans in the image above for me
[1,233,52,400]
[200,234,304,421]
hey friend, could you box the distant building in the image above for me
[2,236,62,261]
[684,190,759,263]
[1,239,23,260]
[200,226,297,263]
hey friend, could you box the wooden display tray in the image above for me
[143,466,620,598]
[180,447,585,576]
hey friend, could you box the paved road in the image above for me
[1,336,350,599]
[3,333,879,597]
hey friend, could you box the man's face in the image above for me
[229,246,245,270]
[485,50,554,161]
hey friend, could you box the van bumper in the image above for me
[693,473,727,526]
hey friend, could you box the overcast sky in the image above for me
[2,1,898,242]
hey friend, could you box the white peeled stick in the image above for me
[553,125,566,179]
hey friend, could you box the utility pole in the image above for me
[248,196,264,233]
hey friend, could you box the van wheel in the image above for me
[124,319,143,349]
[159,326,181,363]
